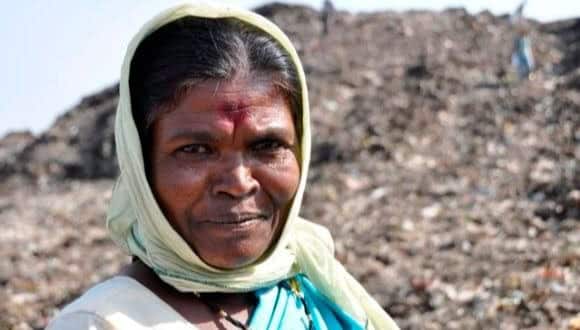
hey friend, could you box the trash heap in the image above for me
[0,4,578,329]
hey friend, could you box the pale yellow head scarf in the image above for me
[106,3,398,329]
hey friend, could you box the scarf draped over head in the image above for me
[106,3,398,330]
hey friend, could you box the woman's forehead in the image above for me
[151,76,294,136]
[180,76,291,115]
[194,74,279,99]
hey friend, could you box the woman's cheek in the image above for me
[259,153,300,205]
[153,159,185,191]
[152,159,207,212]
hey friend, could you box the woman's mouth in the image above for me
[203,213,270,225]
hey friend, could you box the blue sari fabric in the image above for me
[248,275,365,330]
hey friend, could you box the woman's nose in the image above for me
[211,155,258,199]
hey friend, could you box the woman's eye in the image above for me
[252,139,285,153]
[178,144,211,154]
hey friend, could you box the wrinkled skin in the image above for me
[148,75,300,269]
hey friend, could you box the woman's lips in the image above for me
[201,213,270,225]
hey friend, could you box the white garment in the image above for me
[46,277,197,330]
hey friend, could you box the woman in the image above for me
[48,3,399,330]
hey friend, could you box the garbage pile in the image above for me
[0,4,578,329]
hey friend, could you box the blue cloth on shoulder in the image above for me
[248,274,365,330]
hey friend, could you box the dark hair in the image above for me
[129,17,300,144]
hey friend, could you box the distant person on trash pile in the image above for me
[510,0,535,80]
[511,0,527,24]
[512,30,534,80]
[321,0,335,35]
[46,3,400,330]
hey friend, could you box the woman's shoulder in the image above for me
[47,276,194,330]
[47,276,137,329]
[46,310,114,330]
[58,276,145,315]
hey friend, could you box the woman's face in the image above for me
[148,75,300,269]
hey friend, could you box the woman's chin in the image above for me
[202,251,264,270]
[194,237,272,270]
[187,216,278,269]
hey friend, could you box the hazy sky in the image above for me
[2,0,579,136]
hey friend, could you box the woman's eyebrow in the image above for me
[165,129,220,143]
[253,126,295,142]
